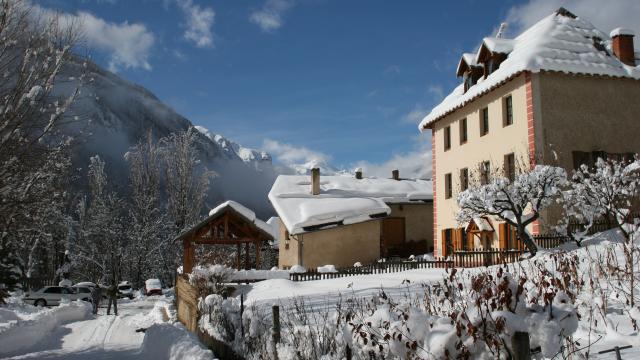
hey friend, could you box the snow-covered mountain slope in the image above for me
[59,58,279,218]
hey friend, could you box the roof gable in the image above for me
[420,8,640,130]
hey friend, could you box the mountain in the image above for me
[59,58,279,218]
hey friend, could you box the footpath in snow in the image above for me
[0,296,215,360]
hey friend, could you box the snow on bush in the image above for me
[189,264,235,295]
[317,265,338,273]
[139,322,215,360]
[0,300,92,356]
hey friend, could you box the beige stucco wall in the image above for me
[431,73,531,255]
[534,73,640,231]
[536,72,640,169]
[278,219,381,269]
[388,202,433,251]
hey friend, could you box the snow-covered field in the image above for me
[217,229,640,359]
[0,296,215,360]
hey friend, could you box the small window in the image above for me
[460,168,469,191]
[480,161,491,185]
[444,173,452,199]
[285,230,290,241]
[480,107,489,136]
[459,118,467,144]
[504,153,515,181]
[444,126,451,151]
[503,95,513,126]
[44,287,62,294]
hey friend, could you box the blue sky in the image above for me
[39,0,638,176]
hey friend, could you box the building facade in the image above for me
[420,8,640,257]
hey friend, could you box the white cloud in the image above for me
[402,105,429,124]
[34,5,155,72]
[78,12,155,72]
[353,138,432,180]
[263,139,331,165]
[177,0,215,48]
[249,0,295,32]
[506,0,640,37]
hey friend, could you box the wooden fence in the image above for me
[289,259,452,282]
[533,234,570,249]
[452,248,525,268]
[20,278,56,291]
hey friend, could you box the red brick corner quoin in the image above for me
[525,72,540,236]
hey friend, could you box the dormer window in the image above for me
[476,38,513,78]
[457,53,482,93]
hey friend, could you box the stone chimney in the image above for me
[311,167,320,195]
[610,28,635,66]
[355,167,363,179]
[392,169,400,181]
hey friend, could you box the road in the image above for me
[5,297,166,360]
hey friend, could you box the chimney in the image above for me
[392,169,400,181]
[355,167,363,179]
[610,28,635,66]
[311,167,320,195]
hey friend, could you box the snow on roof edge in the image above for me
[419,10,640,131]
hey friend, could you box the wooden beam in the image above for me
[244,242,249,270]
[193,237,258,245]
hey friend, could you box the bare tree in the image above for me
[456,165,567,256]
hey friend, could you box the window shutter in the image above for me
[499,223,507,249]
[441,229,448,257]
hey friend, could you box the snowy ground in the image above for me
[234,229,640,359]
[1,296,215,360]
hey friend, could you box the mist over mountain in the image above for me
[59,58,282,218]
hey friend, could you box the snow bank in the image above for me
[289,265,306,273]
[139,322,215,360]
[0,300,91,356]
[231,269,289,281]
[317,265,338,273]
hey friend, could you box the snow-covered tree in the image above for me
[71,156,126,284]
[0,1,82,298]
[162,127,214,234]
[457,165,567,256]
[124,131,168,287]
[160,128,214,277]
[563,157,640,305]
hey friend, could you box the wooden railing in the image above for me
[20,278,56,291]
[452,248,526,268]
[533,234,570,249]
[289,259,452,282]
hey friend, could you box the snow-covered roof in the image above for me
[269,175,432,235]
[480,37,515,56]
[419,9,640,130]
[208,200,275,238]
[176,200,275,241]
[456,53,481,77]
[471,217,494,232]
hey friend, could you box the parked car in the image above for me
[118,281,135,299]
[23,286,93,307]
[144,279,162,296]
